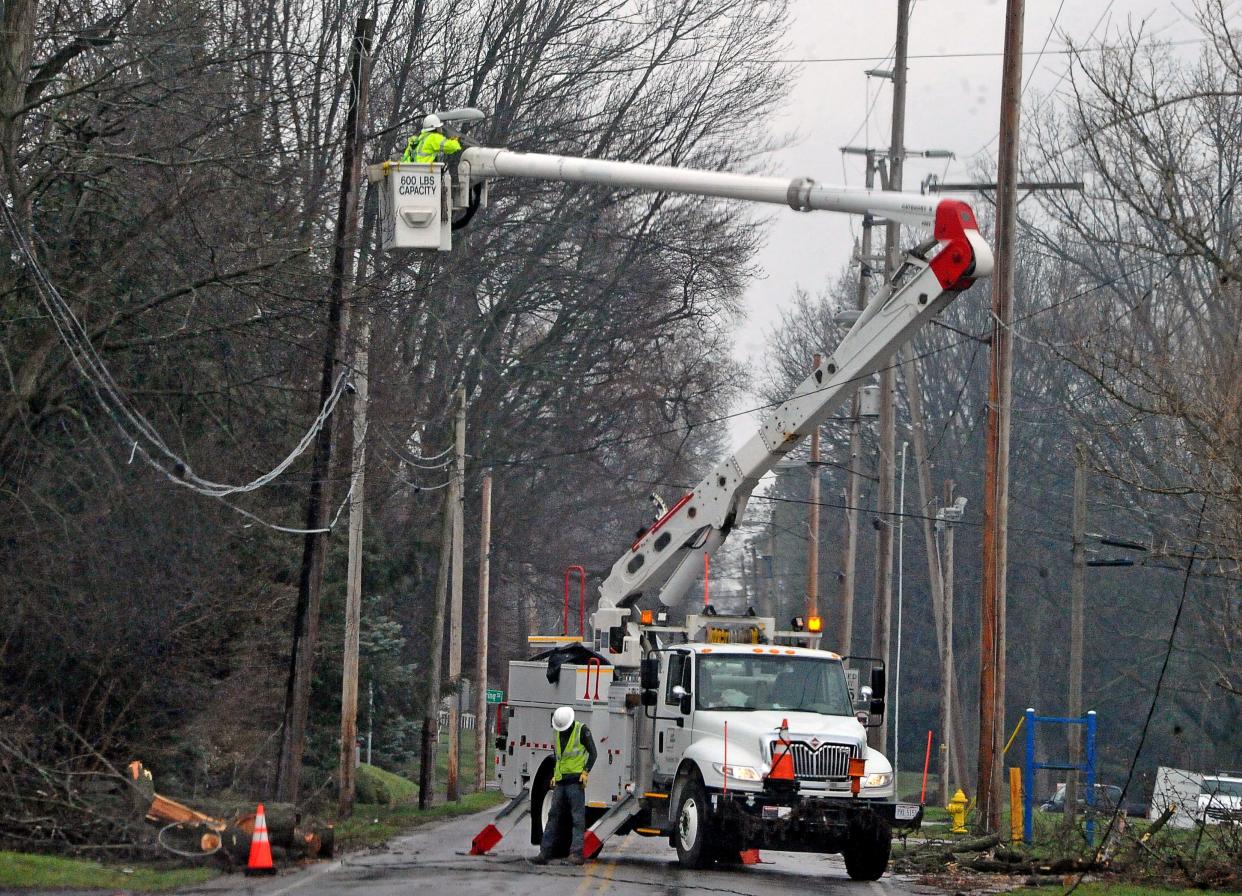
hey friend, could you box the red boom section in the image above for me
[929,199,982,292]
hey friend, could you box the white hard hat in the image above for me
[552,706,575,732]
[422,113,442,130]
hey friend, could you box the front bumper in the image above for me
[706,790,923,852]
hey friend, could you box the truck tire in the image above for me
[529,762,569,855]
[673,776,714,869]
[842,815,892,881]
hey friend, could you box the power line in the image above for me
[1063,495,1209,896]
[2,201,350,534]
[471,258,1162,473]
[613,37,1205,67]
[963,0,1117,162]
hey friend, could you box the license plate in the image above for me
[762,805,792,819]
[895,803,920,821]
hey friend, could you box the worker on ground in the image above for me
[530,706,597,866]
[401,114,462,164]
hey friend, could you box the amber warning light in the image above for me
[807,615,823,633]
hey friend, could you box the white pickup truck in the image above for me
[1197,774,1242,824]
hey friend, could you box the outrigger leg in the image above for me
[582,794,639,859]
[469,787,531,855]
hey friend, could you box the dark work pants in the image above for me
[541,780,585,856]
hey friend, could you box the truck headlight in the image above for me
[712,763,763,782]
[863,772,892,788]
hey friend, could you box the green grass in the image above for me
[336,789,507,851]
[403,728,496,785]
[0,851,216,892]
[1015,885,1242,896]
[355,762,417,805]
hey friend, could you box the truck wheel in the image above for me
[673,777,714,869]
[842,815,892,881]
[529,762,568,855]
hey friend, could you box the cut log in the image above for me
[953,834,1001,853]
[126,762,331,863]
[1024,875,1063,886]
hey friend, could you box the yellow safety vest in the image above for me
[553,722,588,780]
[402,130,462,164]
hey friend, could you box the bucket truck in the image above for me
[373,136,993,878]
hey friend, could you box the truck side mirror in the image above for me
[640,657,660,690]
[869,667,886,699]
[672,685,691,715]
[868,668,886,720]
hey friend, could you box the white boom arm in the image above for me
[455,146,993,642]
[464,147,951,226]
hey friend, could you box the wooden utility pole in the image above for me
[418,487,453,809]
[940,480,957,806]
[474,470,493,794]
[447,387,466,802]
[869,0,909,753]
[1066,446,1086,824]
[807,354,822,619]
[337,239,374,817]
[836,153,873,658]
[338,175,382,816]
[747,542,762,614]
[902,354,971,793]
[978,0,1024,833]
[276,16,373,804]
[765,531,777,619]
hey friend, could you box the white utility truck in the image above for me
[375,119,993,878]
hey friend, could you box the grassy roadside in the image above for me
[0,851,217,892]
[335,725,507,850]
[1013,885,1242,896]
[335,789,507,852]
[0,732,503,891]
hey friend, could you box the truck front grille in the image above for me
[772,741,853,780]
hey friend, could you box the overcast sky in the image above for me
[728,0,1202,445]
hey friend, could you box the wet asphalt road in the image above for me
[180,805,944,896]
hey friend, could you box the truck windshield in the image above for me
[1203,779,1242,798]
[695,655,853,715]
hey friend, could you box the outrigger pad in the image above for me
[470,824,502,855]
[583,830,603,859]
[534,644,610,684]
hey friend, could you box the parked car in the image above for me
[1040,783,1124,815]
[1196,774,1242,825]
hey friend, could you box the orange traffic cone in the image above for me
[244,803,277,876]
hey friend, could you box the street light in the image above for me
[936,496,967,528]
[433,107,486,123]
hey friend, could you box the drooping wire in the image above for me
[1062,494,1210,896]
[2,201,350,533]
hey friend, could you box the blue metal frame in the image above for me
[1022,707,1097,844]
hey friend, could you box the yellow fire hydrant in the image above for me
[946,788,970,834]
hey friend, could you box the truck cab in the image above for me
[653,644,892,799]
[643,639,919,877]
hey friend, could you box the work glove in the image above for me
[579,772,589,785]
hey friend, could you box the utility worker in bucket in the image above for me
[530,706,598,865]
[401,114,462,164]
